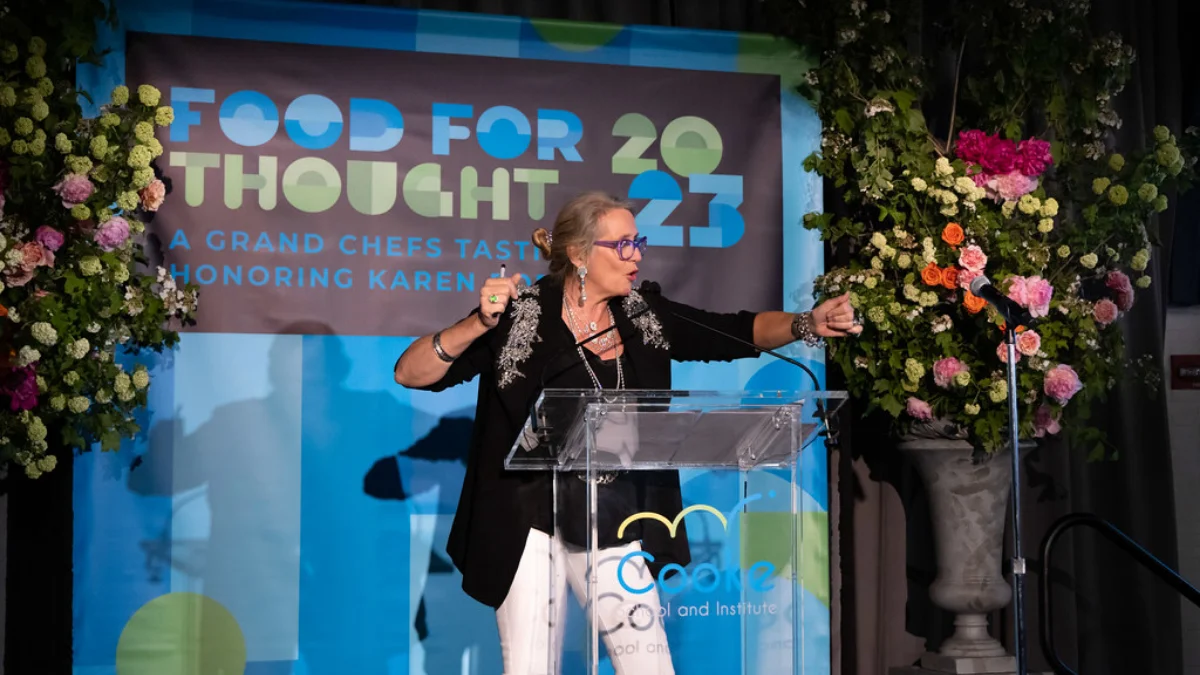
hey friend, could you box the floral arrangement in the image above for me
[0,15,199,478]
[768,0,1199,455]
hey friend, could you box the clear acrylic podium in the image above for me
[504,388,847,675]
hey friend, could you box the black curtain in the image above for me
[309,0,1191,673]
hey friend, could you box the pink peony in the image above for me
[1006,275,1053,318]
[53,173,95,208]
[906,397,934,421]
[933,357,969,388]
[1093,299,1119,326]
[93,216,130,252]
[988,171,1040,201]
[140,179,166,212]
[1016,139,1053,176]
[1016,330,1042,356]
[1043,364,1083,405]
[970,170,992,188]
[35,226,64,252]
[1033,405,1062,438]
[981,137,1018,174]
[956,130,991,164]
[997,341,1021,364]
[959,245,988,273]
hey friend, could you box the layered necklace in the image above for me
[563,297,622,485]
[563,299,624,391]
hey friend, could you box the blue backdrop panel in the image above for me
[73,2,826,674]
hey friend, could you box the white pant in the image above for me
[495,529,676,675]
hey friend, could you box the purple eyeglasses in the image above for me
[594,235,648,261]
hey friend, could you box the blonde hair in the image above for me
[532,191,633,281]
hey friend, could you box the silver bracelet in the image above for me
[431,331,456,363]
[791,311,825,348]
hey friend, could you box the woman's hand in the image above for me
[812,293,863,337]
[478,275,522,329]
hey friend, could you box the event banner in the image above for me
[73,3,828,675]
[129,32,784,336]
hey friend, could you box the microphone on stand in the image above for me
[969,276,1033,327]
[969,274,1031,675]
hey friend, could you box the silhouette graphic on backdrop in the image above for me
[363,413,481,675]
[128,322,438,674]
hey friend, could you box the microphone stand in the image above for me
[1004,324,1027,675]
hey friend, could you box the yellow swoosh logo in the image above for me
[617,504,728,539]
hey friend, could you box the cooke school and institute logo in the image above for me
[615,492,777,596]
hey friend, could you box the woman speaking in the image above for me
[394,192,859,674]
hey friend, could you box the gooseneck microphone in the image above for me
[969,275,1033,326]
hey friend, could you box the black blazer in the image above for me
[416,276,759,608]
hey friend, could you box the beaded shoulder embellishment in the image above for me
[623,290,670,351]
[496,284,542,389]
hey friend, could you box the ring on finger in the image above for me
[488,294,499,303]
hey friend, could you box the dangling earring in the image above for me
[577,266,588,307]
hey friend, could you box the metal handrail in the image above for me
[1038,512,1200,674]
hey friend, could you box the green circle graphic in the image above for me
[116,592,247,675]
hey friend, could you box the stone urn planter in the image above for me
[897,421,1021,674]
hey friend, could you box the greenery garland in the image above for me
[767,0,1199,455]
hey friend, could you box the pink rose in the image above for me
[932,357,969,388]
[1016,139,1053,176]
[53,173,95,208]
[1006,276,1029,306]
[997,341,1021,364]
[988,171,1040,201]
[906,397,934,421]
[981,137,1018,174]
[35,226,64,252]
[1043,364,1083,405]
[957,269,983,290]
[4,241,54,287]
[1016,330,1042,356]
[1093,299,1119,326]
[140,179,166,212]
[1025,276,1053,318]
[956,130,991,163]
[93,216,131,252]
[1033,405,1062,438]
[959,245,988,273]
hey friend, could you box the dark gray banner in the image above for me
[128,32,783,336]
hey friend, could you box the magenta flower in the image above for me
[35,226,64,252]
[93,216,131,252]
[1,365,38,412]
[1016,139,1053,176]
[981,138,1018,174]
[956,130,991,164]
[1033,405,1062,438]
[1043,365,1083,405]
[53,173,95,208]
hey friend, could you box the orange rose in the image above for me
[963,291,987,314]
[941,267,960,290]
[942,223,965,247]
[0,304,7,318]
[921,263,943,286]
